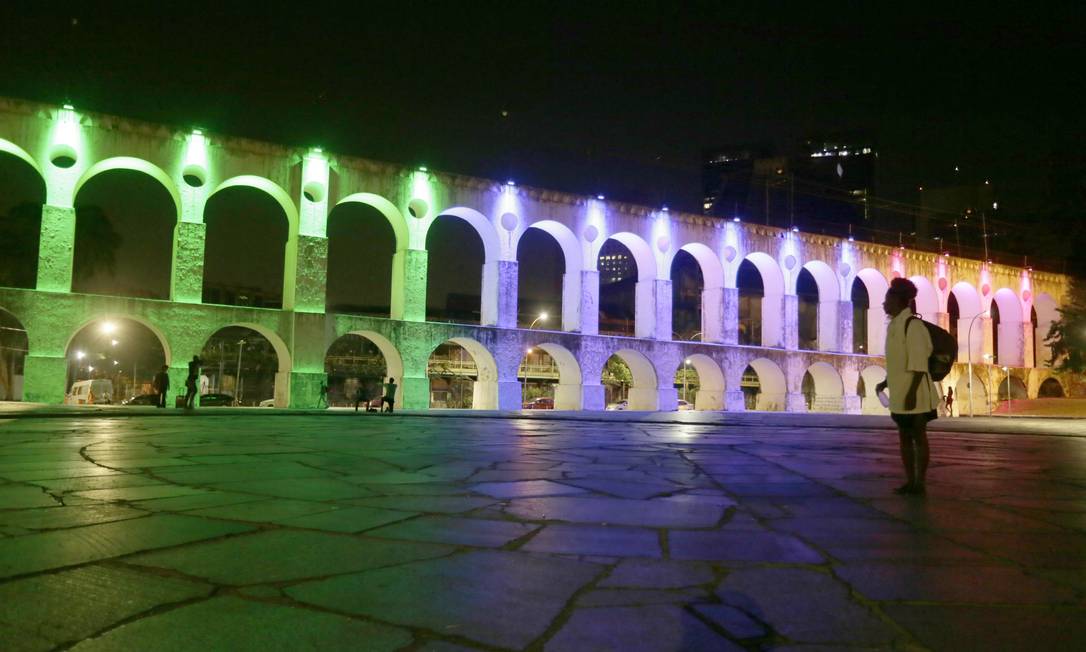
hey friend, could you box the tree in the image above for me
[1045,276,1086,373]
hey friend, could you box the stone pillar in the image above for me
[274,371,291,408]
[171,222,206,304]
[843,394,862,414]
[694,388,724,411]
[785,392,808,413]
[480,261,500,327]
[22,354,67,404]
[167,365,189,408]
[496,380,522,410]
[628,386,659,411]
[36,205,76,293]
[657,386,679,411]
[495,260,518,329]
[400,375,430,410]
[293,235,328,314]
[289,371,326,408]
[932,311,950,331]
[1023,321,1036,368]
[959,316,990,364]
[782,294,799,349]
[580,270,600,335]
[582,384,606,411]
[868,307,886,356]
[652,279,672,341]
[554,383,583,410]
[633,280,659,339]
[841,363,861,414]
[561,272,582,332]
[701,286,724,343]
[724,389,746,412]
[722,288,739,345]
[819,299,839,351]
[393,249,427,322]
[836,300,853,353]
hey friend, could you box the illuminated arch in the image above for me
[525,342,582,410]
[432,207,501,264]
[673,242,724,290]
[859,365,888,414]
[0,138,45,182]
[74,157,182,222]
[432,337,500,410]
[208,175,298,232]
[746,357,787,411]
[681,353,725,410]
[607,348,658,410]
[1034,292,1059,368]
[803,361,844,412]
[992,287,1024,366]
[600,232,656,281]
[328,329,405,405]
[854,268,890,355]
[911,276,941,319]
[64,314,174,367]
[518,220,582,275]
[949,280,984,363]
[738,252,785,347]
[336,193,409,253]
[792,259,839,302]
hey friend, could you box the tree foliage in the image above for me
[1045,276,1086,373]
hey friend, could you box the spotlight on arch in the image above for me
[312,146,323,154]
[732,216,740,223]
[100,322,117,335]
[418,165,428,172]
[506,179,516,187]
[847,235,854,242]
[62,103,74,111]
[596,194,605,200]
[791,226,799,232]
[192,128,203,136]
[661,205,669,212]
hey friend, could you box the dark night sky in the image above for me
[2,2,1083,215]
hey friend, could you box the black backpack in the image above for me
[908,316,958,382]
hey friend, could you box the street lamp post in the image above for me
[983,354,994,417]
[1002,366,1010,415]
[683,358,691,403]
[528,312,548,330]
[235,339,246,406]
[522,347,532,406]
[966,310,989,417]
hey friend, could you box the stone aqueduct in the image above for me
[0,98,1071,411]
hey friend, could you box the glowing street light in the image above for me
[110,339,119,347]
[528,313,548,330]
[100,322,117,335]
[75,350,85,360]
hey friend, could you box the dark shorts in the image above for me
[891,410,937,430]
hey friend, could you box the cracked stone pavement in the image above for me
[0,413,1084,651]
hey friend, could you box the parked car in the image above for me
[258,398,275,408]
[122,394,158,406]
[199,393,236,407]
[677,399,692,411]
[605,400,628,411]
[522,396,554,410]
[65,379,114,405]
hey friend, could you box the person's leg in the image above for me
[896,424,917,493]
[914,425,930,492]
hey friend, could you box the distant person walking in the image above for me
[875,278,939,495]
[316,381,328,409]
[152,365,170,408]
[945,387,955,417]
[382,377,397,413]
[354,384,366,413]
[184,355,201,409]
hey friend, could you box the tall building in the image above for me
[702,138,879,237]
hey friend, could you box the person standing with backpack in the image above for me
[875,277,941,495]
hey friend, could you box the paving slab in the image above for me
[0,504,145,530]
[506,495,725,528]
[68,596,412,651]
[543,605,742,651]
[523,523,662,558]
[834,563,1079,603]
[126,528,454,584]
[276,505,419,532]
[599,558,715,588]
[288,550,600,649]
[365,514,537,547]
[670,530,825,563]
[471,479,587,498]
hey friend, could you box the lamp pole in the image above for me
[235,339,246,406]
[1002,365,1010,415]
[966,310,989,417]
[683,358,691,403]
[522,348,532,406]
[528,312,548,330]
[983,354,993,417]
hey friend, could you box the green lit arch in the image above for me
[207,175,299,232]
[335,193,409,253]
[0,137,45,182]
[73,157,182,222]
[63,313,174,366]
[430,206,501,264]
[198,322,292,373]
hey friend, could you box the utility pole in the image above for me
[235,339,246,405]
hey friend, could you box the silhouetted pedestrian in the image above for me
[354,385,365,413]
[152,365,170,408]
[945,387,954,417]
[876,278,939,495]
[382,377,397,413]
[317,381,328,409]
[184,355,200,409]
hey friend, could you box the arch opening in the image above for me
[996,374,1027,401]
[738,253,784,347]
[954,371,989,417]
[671,249,703,341]
[949,281,984,363]
[992,288,1023,367]
[801,362,844,413]
[326,202,396,317]
[851,278,870,353]
[426,217,486,324]
[0,151,46,289]
[427,338,498,409]
[324,331,403,408]
[1034,293,1059,368]
[72,169,176,300]
[675,354,724,410]
[742,358,786,411]
[202,186,289,308]
[516,228,564,329]
[602,349,658,410]
[797,268,819,351]
[1038,377,1064,398]
[199,325,290,407]
[519,344,582,410]
[597,239,639,336]
[0,308,28,401]
[64,317,168,405]
[859,366,888,414]
[854,268,889,355]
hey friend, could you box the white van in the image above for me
[66,379,114,405]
